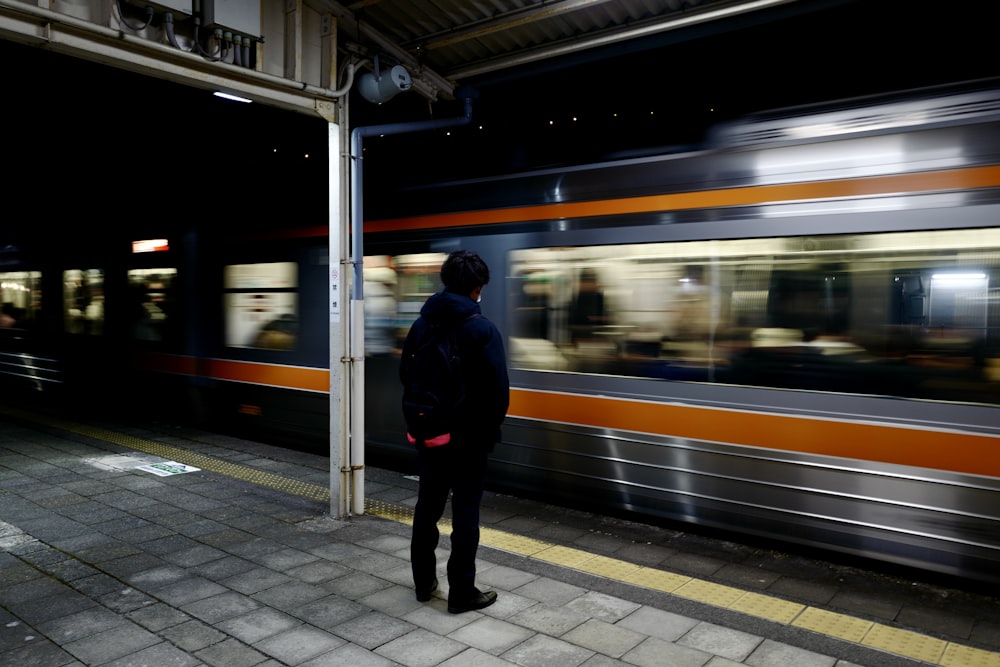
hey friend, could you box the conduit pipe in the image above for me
[345,89,476,515]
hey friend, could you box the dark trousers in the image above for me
[410,441,488,601]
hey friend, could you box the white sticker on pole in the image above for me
[330,266,341,320]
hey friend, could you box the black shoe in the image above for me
[447,589,497,614]
[415,578,438,602]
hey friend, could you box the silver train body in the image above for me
[362,81,1000,584]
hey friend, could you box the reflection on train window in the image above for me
[509,228,1000,405]
[127,268,177,343]
[64,269,104,335]
[362,255,401,356]
[223,262,298,350]
[360,253,444,356]
[0,271,41,331]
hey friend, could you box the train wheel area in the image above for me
[1,404,998,667]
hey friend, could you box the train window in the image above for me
[0,271,41,330]
[361,253,445,356]
[223,262,298,350]
[127,268,177,343]
[362,255,400,357]
[509,227,1000,404]
[63,269,104,335]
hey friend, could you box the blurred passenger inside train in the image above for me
[509,269,568,371]
[84,285,104,335]
[511,269,551,340]
[569,268,610,345]
[0,302,17,328]
[130,292,166,342]
[253,314,297,350]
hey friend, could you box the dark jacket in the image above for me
[400,288,510,447]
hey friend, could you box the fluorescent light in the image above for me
[931,273,986,281]
[213,91,252,103]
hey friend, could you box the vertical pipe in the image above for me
[347,90,475,516]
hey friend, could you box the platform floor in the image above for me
[1,403,999,667]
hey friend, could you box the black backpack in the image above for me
[400,313,482,447]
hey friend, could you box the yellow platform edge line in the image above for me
[8,404,1000,667]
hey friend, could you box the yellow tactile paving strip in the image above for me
[4,405,999,667]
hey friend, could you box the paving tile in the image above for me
[476,563,539,590]
[153,577,230,606]
[5,590,96,626]
[359,583,427,616]
[300,641,400,666]
[564,591,641,623]
[714,563,781,590]
[101,553,173,579]
[0,564,53,595]
[448,615,535,655]
[215,607,303,644]
[616,605,699,643]
[0,636,80,667]
[676,622,763,663]
[127,602,193,632]
[330,610,416,650]
[286,559,350,584]
[971,619,1000,648]
[767,576,839,604]
[323,571,394,599]
[254,580,331,611]
[182,591,263,624]
[291,595,370,630]
[500,633,594,667]
[254,625,346,664]
[159,619,228,652]
[622,636,712,667]
[254,547,320,571]
[511,577,587,606]
[163,544,230,568]
[194,636,271,667]
[44,559,101,582]
[99,640,204,667]
[125,564,190,590]
[61,622,160,665]
[508,603,589,636]
[190,555,260,580]
[225,537,287,560]
[36,606,124,644]
[402,604,479,635]
[562,618,646,658]
[829,589,902,621]
[897,603,975,639]
[744,638,838,667]
[99,587,159,613]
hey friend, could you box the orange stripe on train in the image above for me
[207,360,329,392]
[133,353,999,478]
[509,388,1000,479]
[133,353,328,393]
[364,165,1000,233]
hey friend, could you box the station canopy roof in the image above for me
[325,0,841,101]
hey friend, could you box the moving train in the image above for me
[2,78,999,584]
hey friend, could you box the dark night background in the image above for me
[3,0,996,220]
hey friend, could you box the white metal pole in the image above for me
[329,119,351,518]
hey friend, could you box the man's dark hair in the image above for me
[441,250,490,295]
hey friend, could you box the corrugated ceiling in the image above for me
[321,0,818,100]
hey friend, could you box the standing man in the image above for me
[399,249,510,613]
